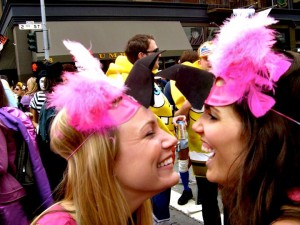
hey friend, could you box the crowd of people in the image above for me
[0,8,300,225]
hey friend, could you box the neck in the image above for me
[122,189,153,213]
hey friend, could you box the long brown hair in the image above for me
[222,51,300,225]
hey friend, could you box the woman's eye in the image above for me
[208,113,217,120]
[203,110,217,121]
[146,130,155,137]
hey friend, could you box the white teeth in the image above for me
[206,152,215,157]
[202,146,216,159]
[158,157,173,168]
[202,145,213,153]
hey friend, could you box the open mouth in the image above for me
[158,157,173,168]
[202,145,216,159]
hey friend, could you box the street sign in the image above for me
[19,23,42,30]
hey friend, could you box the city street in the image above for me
[169,183,204,225]
[168,162,224,225]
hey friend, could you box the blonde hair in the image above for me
[26,77,38,95]
[32,109,152,225]
[16,81,23,88]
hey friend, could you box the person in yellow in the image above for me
[164,50,199,205]
[197,41,214,71]
[106,34,174,135]
[161,42,222,225]
[106,34,175,225]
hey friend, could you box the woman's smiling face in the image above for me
[192,104,244,185]
[115,107,179,199]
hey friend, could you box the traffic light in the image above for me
[27,32,37,52]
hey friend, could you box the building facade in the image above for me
[0,0,299,82]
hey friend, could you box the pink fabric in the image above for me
[35,204,76,225]
[66,95,141,160]
[107,94,141,126]
[288,187,300,202]
[205,13,291,117]
[48,40,141,134]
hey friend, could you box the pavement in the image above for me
[167,161,224,225]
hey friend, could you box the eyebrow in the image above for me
[206,105,220,114]
[138,117,157,132]
[211,106,220,112]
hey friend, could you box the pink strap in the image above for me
[67,132,95,160]
[271,109,300,126]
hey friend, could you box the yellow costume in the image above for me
[170,60,205,153]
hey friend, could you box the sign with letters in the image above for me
[98,52,125,60]
[19,23,42,30]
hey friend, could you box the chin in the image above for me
[172,172,180,184]
[168,172,180,187]
[160,172,180,190]
[206,170,218,184]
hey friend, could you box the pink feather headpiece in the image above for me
[205,13,292,117]
[48,40,141,133]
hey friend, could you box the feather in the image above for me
[48,40,125,133]
[63,40,100,74]
[207,13,292,117]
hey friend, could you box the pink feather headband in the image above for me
[48,40,141,134]
[205,13,292,118]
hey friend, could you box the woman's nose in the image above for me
[162,132,178,150]
[192,118,204,135]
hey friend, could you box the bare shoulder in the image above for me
[272,219,300,225]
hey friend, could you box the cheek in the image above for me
[214,130,242,159]
[217,143,241,167]
[115,141,156,171]
[114,145,157,190]
[115,145,136,167]
[212,132,243,182]
[114,149,135,183]
[204,124,222,144]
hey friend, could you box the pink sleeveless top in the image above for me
[36,204,77,225]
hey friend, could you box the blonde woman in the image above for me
[20,77,38,112]
[30,40,179,225]
[13,81,25,106]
